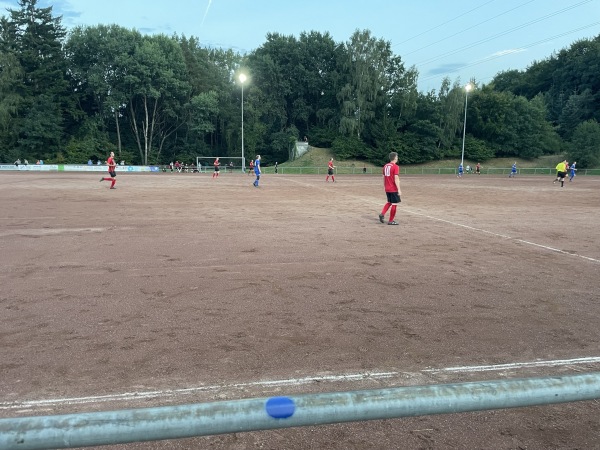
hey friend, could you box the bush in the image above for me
[464,135,495,161]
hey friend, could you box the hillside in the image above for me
[281,147,378,169]
[283,147,569,169]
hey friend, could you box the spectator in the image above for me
[87,159,93,165]
[303,135,308,142]
[97,160,102,165]
[36,160,41,165]
[14,158,21,166]
[120,160,125,166]
[23,159,29,165]
[275,162,278,174]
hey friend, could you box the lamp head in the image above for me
[465,83,473,92]
[239,73,247,83]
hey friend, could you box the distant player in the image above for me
[253,155,261,187]
[554,160,567,187]
[212,157,220,178]
[569,161,577,182]
[379,151,401,226]
[508,162,517,178]
[475,162,481,175]
[248,158,254,176]
[457,163,463,178]
[99,151,117,189]
[326,158,336,182]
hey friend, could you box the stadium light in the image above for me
[461,83,473,169]
[239,73,247,173]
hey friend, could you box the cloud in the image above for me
[427,63,466,76]
[488,48,526,58]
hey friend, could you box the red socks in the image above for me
[389,205,397,222]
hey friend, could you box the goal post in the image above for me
[196,157,246,173]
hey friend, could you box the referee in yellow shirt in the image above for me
[554,160,567,187]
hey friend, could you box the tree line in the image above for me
[1,0,599,167]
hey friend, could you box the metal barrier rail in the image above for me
[2,373,600,449]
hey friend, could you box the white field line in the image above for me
[404,209,600,263]
[423,356,600,374]
[3,357,600,411]
[0,372,397,410]
[283,177,600,264]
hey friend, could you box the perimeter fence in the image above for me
[254,167,600,176]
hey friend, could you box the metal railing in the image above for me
[2,373,600,449]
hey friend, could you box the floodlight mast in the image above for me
[461,83,473,169]
[239,73,247,173]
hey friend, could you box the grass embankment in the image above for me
[280,147,567,170]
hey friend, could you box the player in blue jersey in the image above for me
[253,155,261,187]
[509,162,517,178]
[569,161,577,182]
[457,163,463,178]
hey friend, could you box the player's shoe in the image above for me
[379,214,385,223]
[388,221,399,225]
[110,187,117,189]
[99,177,103,182]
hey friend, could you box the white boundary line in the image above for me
[3,357,600,411]
[404,209,600,263]
[283,177,600,264]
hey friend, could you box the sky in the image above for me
[2,0,599,92]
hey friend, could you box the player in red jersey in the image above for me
[325,158,336,182]
[99,151,117,189]
[212,157,220,178]
[248,158,254,176]
[379,151,401,225]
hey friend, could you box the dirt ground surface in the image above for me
[1,171,600,449]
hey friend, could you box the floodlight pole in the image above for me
[239,73,247,173]
[461,83,472,168]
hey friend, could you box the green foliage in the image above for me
[331,135,371,160]
[568,120,600,168]
[308,125,337,148]
[464,135,494,161]
[2,2,598,167]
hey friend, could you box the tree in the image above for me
[3,0,70,160]
[338,30,396,139]
[124,34,191,164]
[568,120,600,168]
[65,25,141,156]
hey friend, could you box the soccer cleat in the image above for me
[379,214,385,223]
[99,177,103,182]
[388,221,399,225]
[110,187,117,189]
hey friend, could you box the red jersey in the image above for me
[383,162,399,192]
[328,161,334,170]
[107,156,116,171]
[249,160,254,168]
[214,159,220,167]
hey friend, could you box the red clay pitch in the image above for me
[1,171,599,449]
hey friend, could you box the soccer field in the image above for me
[1,172,600,449]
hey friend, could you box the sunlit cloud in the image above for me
[489,48,526,58]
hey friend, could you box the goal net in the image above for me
[196,157,246,173]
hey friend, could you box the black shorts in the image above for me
[214,166,220,172]
[328,169,333,175]
[109,170,116,178]
[386,192,401,204]
[557,171,566,178]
